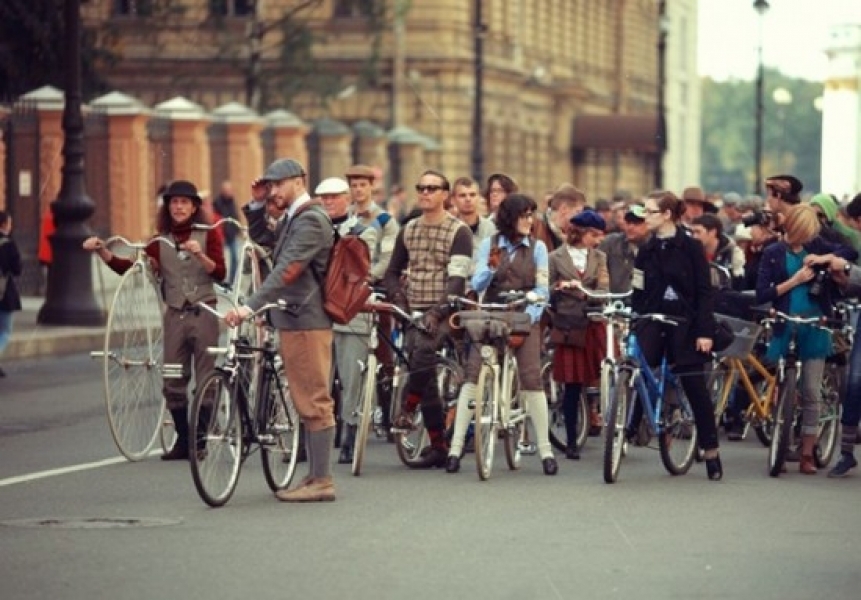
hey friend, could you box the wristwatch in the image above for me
[843,261,852,276]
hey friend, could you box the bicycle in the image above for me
[707,314,779,446]
[448,291,543,480]
[603,311,699,484]
[387,306,464,470]
[89,235,182,461]
[760,310,845,477]
[540,286,631,454]
[188,301,300,507]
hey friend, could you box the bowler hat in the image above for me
[260,158,306,182]
[570,208,606,231]
[162,180,202,204]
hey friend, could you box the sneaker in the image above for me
[827,453,858,478]
[275,476,336,502]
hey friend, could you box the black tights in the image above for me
[563,383,581,449]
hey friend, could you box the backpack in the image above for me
[293,203,372,325]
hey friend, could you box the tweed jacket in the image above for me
[548,245,609,328]
[246,198,334,330]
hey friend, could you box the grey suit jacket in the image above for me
[548,246,609,322]
[246,201,334,330]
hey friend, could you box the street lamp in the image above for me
[753,0,770,195]
[37,0,103,325]
[471,0,486,184]
[655,0,669,189]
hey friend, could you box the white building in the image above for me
[821,23,861,200]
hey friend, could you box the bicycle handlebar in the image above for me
[197,300,285,323]
[566,281,632,302]
[193,218,248,233]
[448,290,547,312]
[759,309,839,331]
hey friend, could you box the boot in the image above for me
[338,425,356,464]
[800,434,818,475]
[162,408,189,460]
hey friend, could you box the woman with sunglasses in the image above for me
[632,190,722,480]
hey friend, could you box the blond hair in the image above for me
[783,203,820,246]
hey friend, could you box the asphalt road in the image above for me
[1,353,860,600]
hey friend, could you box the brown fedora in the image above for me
[682,186,718,213]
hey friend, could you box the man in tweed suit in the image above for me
[226,158,337,502]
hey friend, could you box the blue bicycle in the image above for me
[603,311,698,483]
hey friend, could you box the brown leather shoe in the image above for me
[799,455,817,475]
[275,477,336,502]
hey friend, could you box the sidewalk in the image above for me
[5,297,107,362]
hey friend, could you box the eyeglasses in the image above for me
[415,184,445,194]
[643,208,663,215]
[519,212,535,219]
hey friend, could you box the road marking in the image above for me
[0,453,157,487]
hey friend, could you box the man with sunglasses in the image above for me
[384,170,474,468]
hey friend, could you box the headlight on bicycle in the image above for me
[480,345,495,360]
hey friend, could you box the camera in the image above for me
[809,265,830,298]
[741,210,772,228]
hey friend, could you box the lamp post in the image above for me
[655,0,669,189]
[471,0,486,184]
[753,0,770,195]
[38,0,103,325]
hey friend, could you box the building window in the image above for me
[113,0,154,17]
[210,0,255,17]
[333,0,379,19]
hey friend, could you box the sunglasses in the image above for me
[415,184,445,193]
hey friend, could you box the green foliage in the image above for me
[701,70,824,194]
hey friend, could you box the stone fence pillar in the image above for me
[308,117,352,188]
[90,91,152,240]
[211,102,264,193]
[388,126,427,193]
[155,97,211,190]
[22,86,65,216]
[263,109,309,170]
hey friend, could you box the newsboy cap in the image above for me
[345,164,375,180]
[260,158,306,182]
[315,177,349,195]
[570,208,606,231]
[162,180,203,204]
[765,174,803,202]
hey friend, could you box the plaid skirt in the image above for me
[552,322,606,384]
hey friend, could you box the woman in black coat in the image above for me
[0,210,23,377]
[631,191,722,480]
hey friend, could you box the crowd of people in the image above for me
[65,159,861,503]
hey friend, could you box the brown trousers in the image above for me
[279,329,336,432]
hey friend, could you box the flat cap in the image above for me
[315,177,349,195]
[345,164,375,180]
[260,158,305,182]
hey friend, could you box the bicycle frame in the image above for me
[619,333,682,437]
[714,353,777,423]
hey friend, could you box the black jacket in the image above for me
[0,233,22,311]
[631,227,715,363]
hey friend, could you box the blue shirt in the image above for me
[472,234,549,324]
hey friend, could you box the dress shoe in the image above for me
[565,446,580,460]
[542,457,559,476]
[799,455,817,475]
[445,455,461,473]
[416,446,448,469]
[705,454,723,481]
[275,477,336,502]
[161,441,189,461]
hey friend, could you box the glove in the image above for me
[488,246,504,270]
[422,309,442,336]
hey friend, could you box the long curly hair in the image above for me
[156,198,211,234]
[496,194,537,242]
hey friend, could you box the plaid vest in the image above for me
[403,214,463,309]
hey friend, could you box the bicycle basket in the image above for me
[714,314,762,359]
[452,310,531,347]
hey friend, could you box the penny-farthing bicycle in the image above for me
[90,235,178,461]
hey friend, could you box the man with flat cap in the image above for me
[225,158,338,502]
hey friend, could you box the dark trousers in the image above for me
[404,324,448,433]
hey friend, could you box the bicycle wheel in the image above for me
[599,359,615,422]
[189,371,244,507]
[392,369,431,468]
[102,262,165,461]
[474,363,497,480]
[261,368,300,491]
[752,376,776,447]
[542,359,566,451]
[575,390,589,449]
[658,378,698,476]
[502,356,523,471]
[707,362,730,427]
[768,368,797,477]
[603,370,631,484]
[352,354,378,476]
[815,364,842,469]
